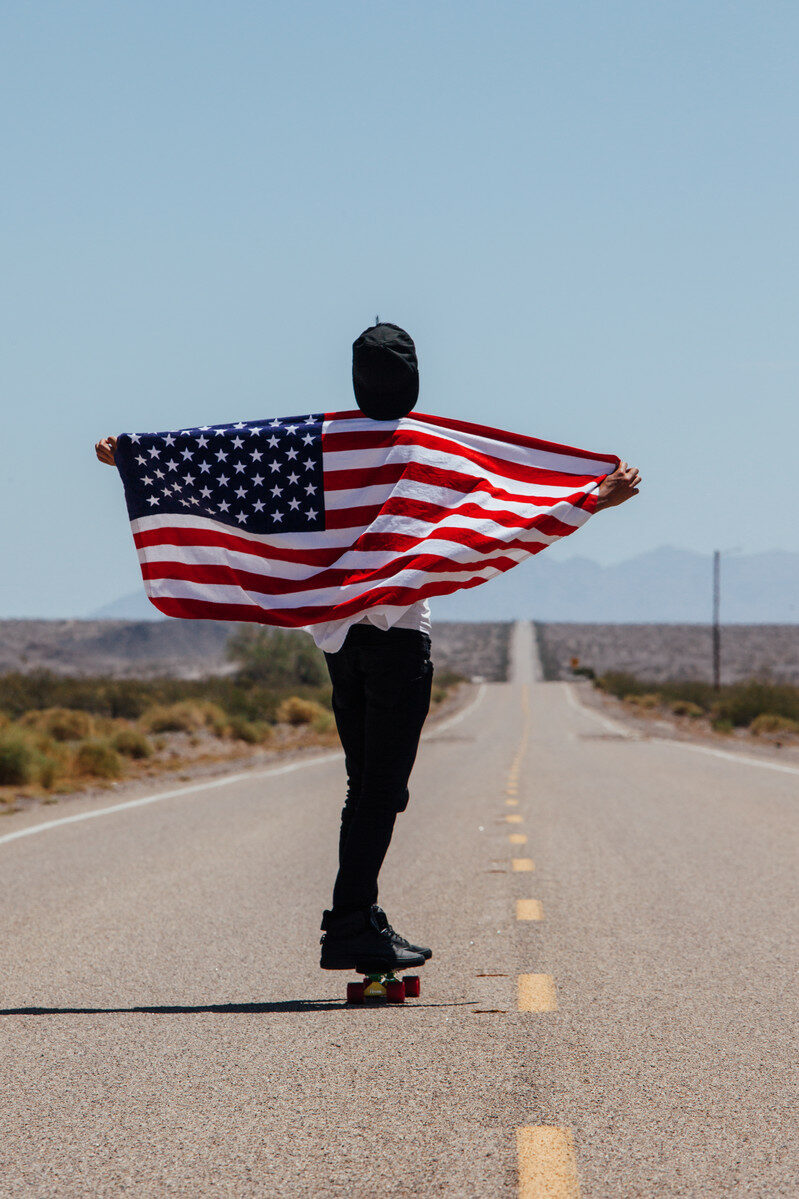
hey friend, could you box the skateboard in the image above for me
[345,969,422,1004]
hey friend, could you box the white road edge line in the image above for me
[564,683,635,738]
[658,738,799,777]
[566,683,799,777]
[427,681,487,736]
[0,682,488,849]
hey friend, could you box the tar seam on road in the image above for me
[566,682,799,776]
[0,682,488,850]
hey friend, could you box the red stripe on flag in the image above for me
[324,409,619,468]
[145,557,537,626]
[324,492,593,532]
[323,456,601,496]
[134,525,343,567]
[140,544,536,597]
[323,427,611,491]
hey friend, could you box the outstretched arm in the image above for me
[95,436,118,465]
[594,460,641,511]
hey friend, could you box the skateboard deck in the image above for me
[345,968,422,1004]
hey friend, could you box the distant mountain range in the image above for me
[91,547,799,624]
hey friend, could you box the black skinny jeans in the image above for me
[323,623,434,914]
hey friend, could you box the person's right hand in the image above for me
[595,460,641,511]
[95,435,118,465]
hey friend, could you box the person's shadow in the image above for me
[1,1000,340,1015]
[0,998,474,1016]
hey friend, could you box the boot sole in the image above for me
[320,954,425,972]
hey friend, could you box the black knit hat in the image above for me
[352,322,419,421]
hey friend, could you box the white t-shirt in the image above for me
[305,598,432,654]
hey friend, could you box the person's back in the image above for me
[316,322,435,973]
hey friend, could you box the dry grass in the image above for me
[0,671,460,811]
[276,696,327,726]
[592,672,799,744]
[19,707,94,741]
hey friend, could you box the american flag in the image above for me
[114,410,618,627]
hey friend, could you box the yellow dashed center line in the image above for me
[516,899,543,921]
[518,973,558,1012]
[516,1127,580,1197]
[505,683,530,795]
[510,648,580,1197]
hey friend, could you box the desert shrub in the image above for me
[140,699,233,736]
[572,665,596,680]
[596,672,647,700]
[711,717,734,734]
[214,684,280,723]
[112,728,153,759]
[0,672,151,720]
[670,700,704,718]
[0,730,37,785]
[73,740,122,778]
[713,682,799,728]
[434,668,464,690]
[624,693,661,709]
[595,674,799,729]
[276,696,326,726]
[228,716,257,743]
[227,626,327,687]
[38,756,59,789]
[195,701,229,737]
[749,713,799,736]
[140,703,202,734]
[20,707,93,741]
[0,671,333,728]
[312,711,336,735]
[228,716,272,744]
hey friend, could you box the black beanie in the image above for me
[352,322,419,421]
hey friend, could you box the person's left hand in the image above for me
[595,460,641,510]
[95,435,118,465]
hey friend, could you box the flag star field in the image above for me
[117,415,326,535]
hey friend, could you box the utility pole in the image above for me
[712,550,721,691]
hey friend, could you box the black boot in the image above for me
[370,904,433,960]
[320,907,426,972]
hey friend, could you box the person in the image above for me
[95,322,641,975]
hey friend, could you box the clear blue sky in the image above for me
[2,1,797,618]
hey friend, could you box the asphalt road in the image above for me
[1,623,796,1197]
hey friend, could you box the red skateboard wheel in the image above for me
[404,975,421,998]
[385,979,405,1003]
[346,982,365,1004]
